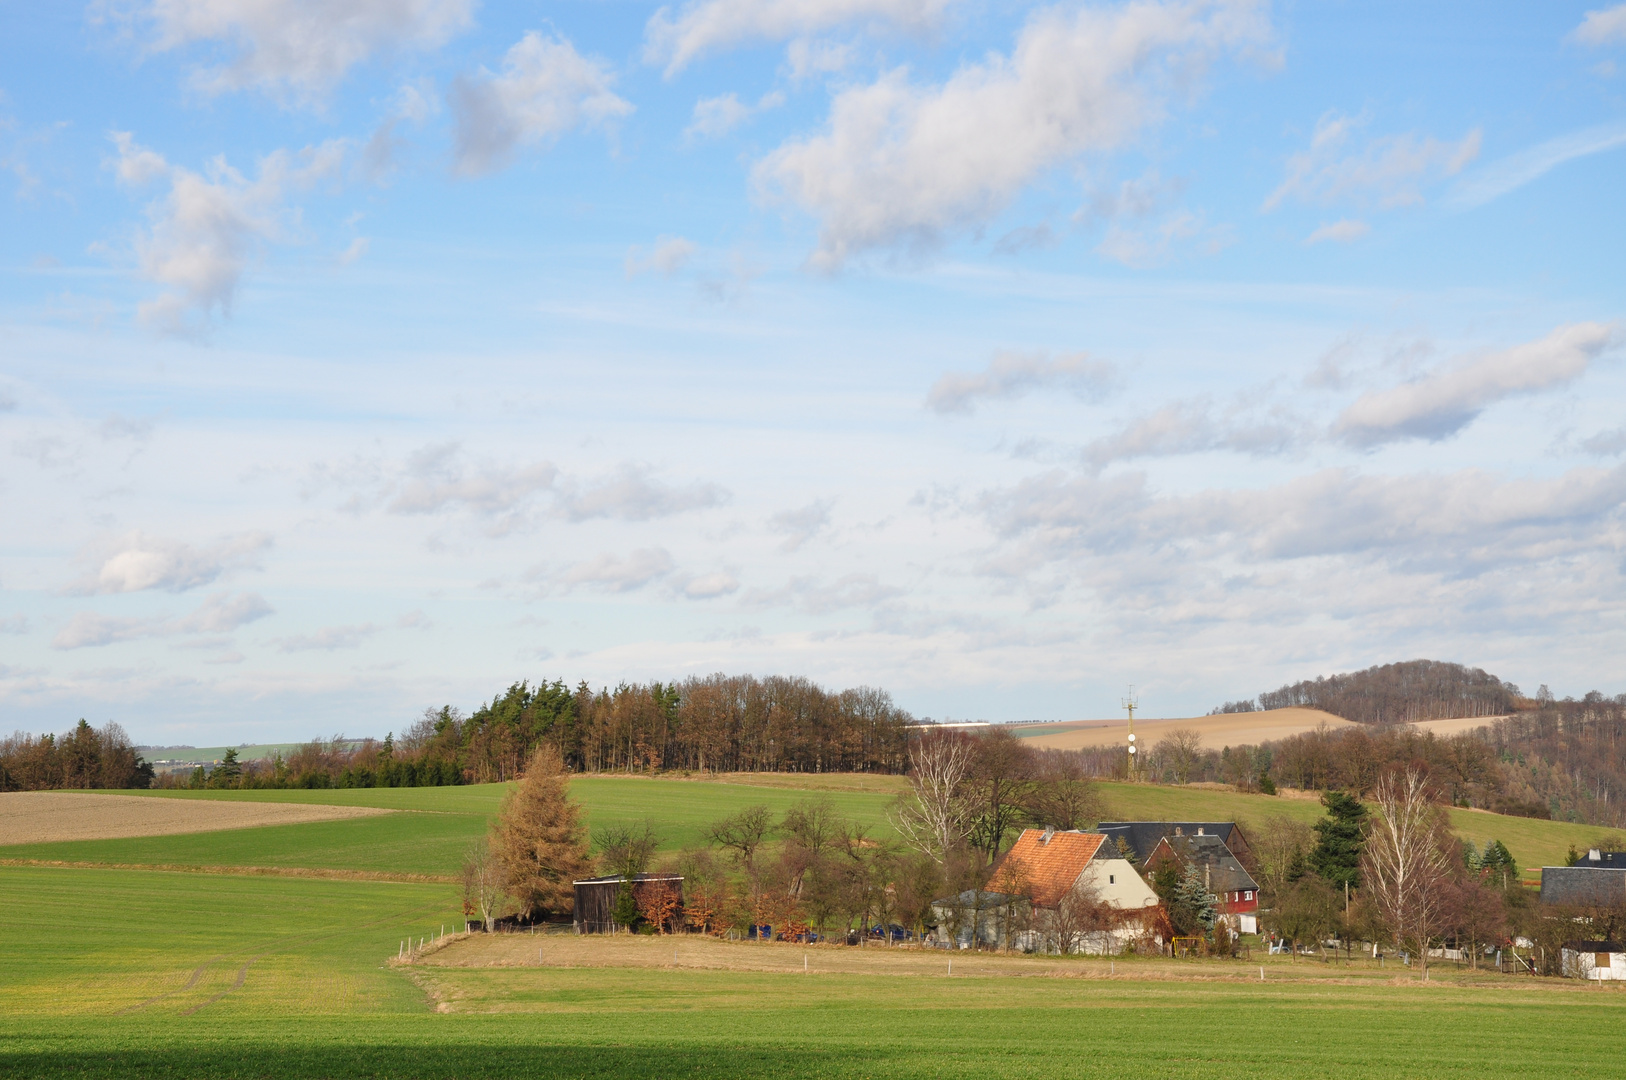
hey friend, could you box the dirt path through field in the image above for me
[0,791,392,845]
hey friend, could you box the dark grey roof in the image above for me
[1149,833,1260,895]
[1540,867,1626,907]
[1095,822,1242,863]
[1573,851,1626,869]
[1563,941,1626,952]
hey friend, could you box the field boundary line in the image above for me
[0,858,456,884]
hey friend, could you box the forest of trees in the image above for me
[0,720,154,791]
[135,672,915,790]
[1221,659,1524,725]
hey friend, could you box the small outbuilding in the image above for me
[1562,941,1626,980]
[573,873,684,934]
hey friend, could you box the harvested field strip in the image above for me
[0,808,487,877]
[0,791,391,845]
[418,932,1619,992]
[0,858,456,883]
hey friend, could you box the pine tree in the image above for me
[1169,860,1218,935]
[1309,790,1368,889]
[491,744,591,918]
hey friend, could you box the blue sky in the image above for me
[2,0,1625,743]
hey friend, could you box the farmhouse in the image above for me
[573,873,684,934]
[1095,821,1253,867]
[929,829,1160,952]
[1143,832,1262,934]
[1561,941,1626,980]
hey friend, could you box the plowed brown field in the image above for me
[0,791,392,845]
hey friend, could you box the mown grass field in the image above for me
[4,774,1613,878]
[3,775,1624,1078]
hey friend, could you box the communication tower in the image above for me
[1122,687,1139,779]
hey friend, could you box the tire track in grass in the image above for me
[116,955,224,1014]
[152,897,450,1017]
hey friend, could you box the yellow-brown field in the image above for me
[0,790,392,845]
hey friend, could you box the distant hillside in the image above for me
[1215,659,1523,725]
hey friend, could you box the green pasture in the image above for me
[1,777,901,877]
[0,867,458,1019]
[3,815,1625,1078]
[6,774,1611,879]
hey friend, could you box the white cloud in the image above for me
[1445,122,1626,210]
[1334,322,1620,447]
[1580,426,1626,456]
[768,499,833,551]
[0,615,26,635]
[626,235,698,277]
[980,462,1626,570]
[554,464,728,521]
[681,571,742,598]
[1573,4,1626,46]
[140,0,474,101]
[1264,112,1480,211]
[52,612,153,650]
[754,0,1270,269]
[70,531,271,594]
[51,590,272,649]
[110,132,348,332]
[562,548,676,592]
[741,573,904,613]
[451,31,633,177]
[387,444,559,521]
[1081,399,1304,469]
[645,0,955,76]
[174,591,274,633]
[1096,209,1233,268]
[685,90,786,140]
[1305,218,1369,244]
[272,623,380,651]
[927,351,1118,414]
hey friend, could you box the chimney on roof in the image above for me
[1174,827,1183,836]
[1197,827,1204,836]
[1590,848,1602,861]
[1042,827,1055,844]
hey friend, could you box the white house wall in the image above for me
[1079,858,1160,910]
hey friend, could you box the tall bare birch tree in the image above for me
[889,728,973,862]
[1362,768,1450,978]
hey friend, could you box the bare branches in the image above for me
[1362,768,1451,976]
[888,728,973,862]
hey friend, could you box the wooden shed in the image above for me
[573,874,685,934]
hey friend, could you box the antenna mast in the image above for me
[1122,686,1139,779]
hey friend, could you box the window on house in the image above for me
[1245,891,1253,900]
[1109,875,1115,884]
[1599,952,1611,967]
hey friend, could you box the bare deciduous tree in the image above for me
[1156,727,1205,785]
[889,727,973,862]
[462,839,506,931]
[1249,815,1315,897]
[1362,768,1450,978]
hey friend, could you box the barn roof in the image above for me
[1564,940,1626,952]
[572,873,684,885]
[1146,833,1259,895]
[1540,867,1626,907]
[1095,822,1244,863]
[990,829,1108,907]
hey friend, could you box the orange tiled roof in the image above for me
[990,829,1106,907]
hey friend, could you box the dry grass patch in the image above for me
[0,791,392,845]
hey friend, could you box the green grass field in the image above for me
[5,775,1612,880]
[1,865,1620,1080]
[4,775,1624,1078]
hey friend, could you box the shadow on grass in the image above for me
[0,1044,910,1080]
